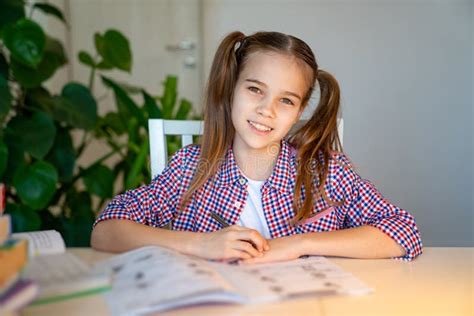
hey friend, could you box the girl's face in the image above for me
[231,51,309,156]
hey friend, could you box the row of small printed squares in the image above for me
[0,184,39,315]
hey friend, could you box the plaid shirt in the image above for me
[94,140,423,261]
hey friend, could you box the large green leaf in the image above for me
[127,117,139,146]
[0,0,25,35]
[3,18,45,68]
[102,112,126,135]
[13,160,58,210]
[160,76,177,119]
[33,3,66,24]
[0,141,8,179]
[94,33,106,57]
[102,76,146,127]
[11,37,67,87]
[6,111,56,159]
[175,99,192,120]
[82,164,114,198]
[95,59,113,70]
[2,138,25,185]
[63,189,95,247]
[26,87,55,113]
[95,30,131,72]
[6,203,41,232]
[0,75,12,121]
[125,137,148,190]
[63,190,96,246]
[45,127,75,182]
[61,215,94,247]
[52,83,98,130]
[44,36,67,65]
[142,90,162,119]
[78,50,95,67]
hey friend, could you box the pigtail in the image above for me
[179,31,245,210]
[289,69,343,224]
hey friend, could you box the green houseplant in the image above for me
[0,0,197,246]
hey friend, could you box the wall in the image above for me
[203,0,473,246]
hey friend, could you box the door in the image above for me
[68,0,202,114]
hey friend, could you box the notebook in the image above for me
[11,230,111,305]
[94,245,373,315]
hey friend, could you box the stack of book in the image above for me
[0,183,39,315]
[0,184,111,315]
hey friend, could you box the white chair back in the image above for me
[148,119,204,178]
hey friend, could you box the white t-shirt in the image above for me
[236,177,272,239]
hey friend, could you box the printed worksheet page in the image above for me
[93,246,241,315]
[209,256,373,302]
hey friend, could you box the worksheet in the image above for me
[94,246,373,315]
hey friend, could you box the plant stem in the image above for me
[89,66,96,92]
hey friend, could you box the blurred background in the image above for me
[2,0,472,248]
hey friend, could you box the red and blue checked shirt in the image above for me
[94,140,423,261]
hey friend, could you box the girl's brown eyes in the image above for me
[248,86,260,93]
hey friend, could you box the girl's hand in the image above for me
[195,225,270,261]
[239,235,303,265]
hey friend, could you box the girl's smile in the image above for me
[247,120,274,134]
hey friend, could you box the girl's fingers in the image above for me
[232,240,262,258]
[234,230,267,252]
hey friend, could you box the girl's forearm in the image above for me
[299,225,406,259]
[91,219,200,255]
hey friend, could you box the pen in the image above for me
[209,211,263,263]
[209,211,230,228]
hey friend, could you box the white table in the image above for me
[22,247,473,316]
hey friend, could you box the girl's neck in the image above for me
[232,142,280,181]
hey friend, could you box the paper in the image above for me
[94,246,373,315]
[94,246,237,315]
[21,252,111,303]
[209,256,373,301]
[12,230,65,257]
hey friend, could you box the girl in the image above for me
[91,31,423,263]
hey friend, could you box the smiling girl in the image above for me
[91,31,423,263]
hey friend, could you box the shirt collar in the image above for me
[215,139,296,194]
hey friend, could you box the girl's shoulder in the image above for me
[167,144,202,171]
[328,150,355,170]
[173,143,201,158]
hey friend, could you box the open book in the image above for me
[11,230,111,305]
[94,246,373,315]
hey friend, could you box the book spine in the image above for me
[0,279,39,312]
[0,239,28,288]
[0,214,11,245]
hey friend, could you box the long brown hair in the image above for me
[180,31,343,223]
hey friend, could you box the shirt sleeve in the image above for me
[93,147,188,228]
[330,152,423,261]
